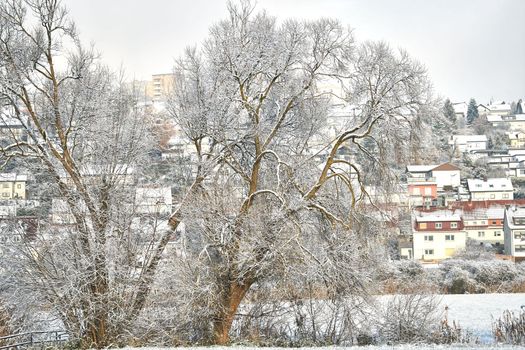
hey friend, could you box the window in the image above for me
[1,193,8,197]
[516,245,525,252]
[514,231,525,239]
[503,194,510,199]
[514,218,525,225]
[2,184,8,188]
[419,223,427,229]
[473,221,477,225]
[489,184,494,188]
[424,187,432,196]
[424,249,434,255]
[16,184,21,189]
[451,222,458,229]
[424,235,434,241]
[478,231,485,237]
[435,223,442,229]
[492,220,497,225]
[445,235,455,241]
[494,231,501,237]
[413,187,421,195]
[490,194,495,199]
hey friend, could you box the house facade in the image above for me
[0,173,27,200]
[463,208,504,244]
[467,178,513,201]
[412,212,466,261]
[503,206,525,259]
[449,135,488,153]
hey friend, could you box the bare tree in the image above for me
[162,0,434,344]
[0,1,170,348]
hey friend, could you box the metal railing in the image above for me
[0,330,69,349]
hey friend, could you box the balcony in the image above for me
[407,176,436,184]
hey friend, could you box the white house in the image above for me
[431,163,461,189]
[412,211,466,261]
[487,114,525,132]
[449,135,488,153]
[467,178,513,201]
[406,163,461,190]
[503,206,525,260]
[134,187,172,215]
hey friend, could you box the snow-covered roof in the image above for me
[415,213,461,222]
[450,135,487,143]
[0,173,27,182]
[467,178,513,192]
[406,165,436,173]
[505,206,525,229]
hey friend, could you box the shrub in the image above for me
[493,309,525,345]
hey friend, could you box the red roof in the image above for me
[432,163,461,171]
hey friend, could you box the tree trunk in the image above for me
[212,280,252,345]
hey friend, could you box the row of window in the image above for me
[425,234,456,241]
[420,222,458,229]
[468,220,499,225]
[1,184,22,189]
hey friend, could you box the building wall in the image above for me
[0,181,26,199]
[413,230,467,261]
[465,227,504,243]
[408,184,437,197]
[433,170,461,188]
[470,191,513,201]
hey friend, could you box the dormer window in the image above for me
[513,217,525,225]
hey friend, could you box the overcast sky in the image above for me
[67,0,525,103]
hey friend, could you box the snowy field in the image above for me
[429,293,525,343]
[120,293,525,350]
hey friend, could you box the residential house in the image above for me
[487,114,525,132]
[431,163,461,189]
[0,173,27,200]
[134,187,172,215]
[406,166,437,207]
[508,132,525,148]
[462,206,504,245]
[503,206,525,261]
[405,164,461,206]
[486,101,512,116]
[0,109,28,142]
[467,178,513,201]
[412,211,466,261]
[449,135,488,154]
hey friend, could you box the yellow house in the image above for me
[0,173,27,199]
[508,132,525,148]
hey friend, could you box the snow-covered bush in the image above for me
[439,259,524,293]
[493,310,525,345]
[379,294,441,343]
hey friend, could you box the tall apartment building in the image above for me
[132,74,175,102]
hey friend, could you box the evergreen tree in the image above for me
[466,98,479,125]
[442,98,457,124]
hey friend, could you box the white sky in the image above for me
[67,0,525,103]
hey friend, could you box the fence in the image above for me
[0,330,68,349]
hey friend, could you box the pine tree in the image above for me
[466,98,479,125]
[442,98,457,124]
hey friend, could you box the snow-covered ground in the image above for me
[434,293,525,343]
